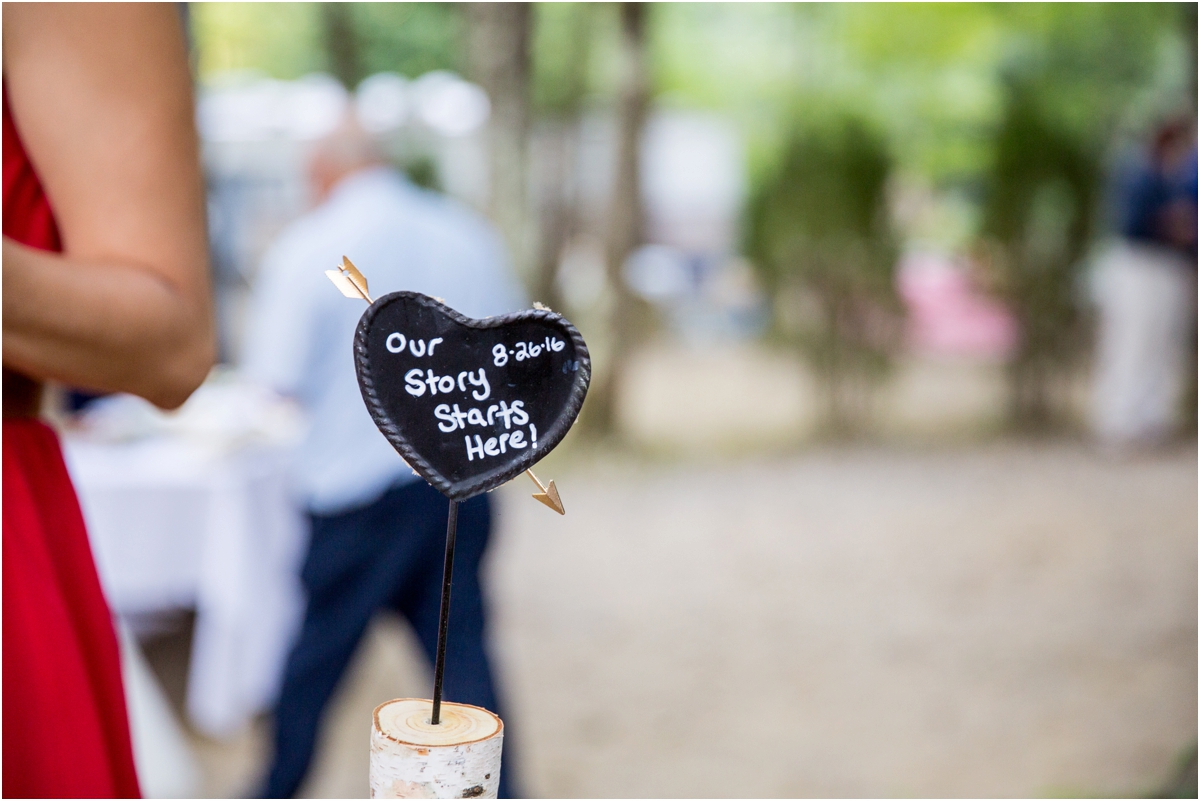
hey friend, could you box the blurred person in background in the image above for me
[2,4,215,797]
[244,117,525,798]
[1091,116,1198,449]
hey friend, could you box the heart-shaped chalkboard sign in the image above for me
[354,292,590,501]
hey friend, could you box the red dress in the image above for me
[3,90,141,798]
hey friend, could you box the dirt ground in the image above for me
[174,439,1197,798]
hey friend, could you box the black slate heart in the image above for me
[354,291,590,501]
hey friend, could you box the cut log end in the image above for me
[370,699,503,799]
[376,699,501,747]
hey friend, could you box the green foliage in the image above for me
[745,112,900,433]
[401,155,440,192]
[1151,741,1198,799]
[350,3,464,83]
[192,2,463,86]
[191,3,1186,184]
[531,3,598,115]
[193,3,325,80]
[995,4,1184,149]
[979,78,1099,427]
[648,3,1185,190]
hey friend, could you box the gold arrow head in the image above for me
[532,478,565,515]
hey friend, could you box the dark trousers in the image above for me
[262,480,514,798]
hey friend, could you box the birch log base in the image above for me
[370,699,503,799]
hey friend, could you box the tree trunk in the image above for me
[528,3,593,314]
[530,121,572,312]
[321,3,363,90]
[581,2,651,436]
[370,699,503,799]
[467,3,533,279]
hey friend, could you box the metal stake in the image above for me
[430,498,458,725]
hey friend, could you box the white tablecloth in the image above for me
[63,432,308,738]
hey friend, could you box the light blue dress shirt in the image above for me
[242,167,527,514]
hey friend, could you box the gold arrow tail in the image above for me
[324,256,373,303]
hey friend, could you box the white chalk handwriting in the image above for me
[492,337,564,367]
[388,330,568,464]
[387,333,443,357]
[434,400,529,433]
[464,422,538,462]
[405,368,490,400]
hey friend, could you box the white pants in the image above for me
[1090,241,1196,447]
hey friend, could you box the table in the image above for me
[61,385,309,738]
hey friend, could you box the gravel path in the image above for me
[483,443,1196,797]
[191,442,1196,798]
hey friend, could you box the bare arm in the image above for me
[2,3,215,409]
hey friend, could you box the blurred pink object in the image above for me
[897,253,1017,359]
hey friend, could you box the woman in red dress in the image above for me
[3,5,215,796]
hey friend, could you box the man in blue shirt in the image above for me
[243,119,525,797]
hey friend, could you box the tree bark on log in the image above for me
[370,699,503,799]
